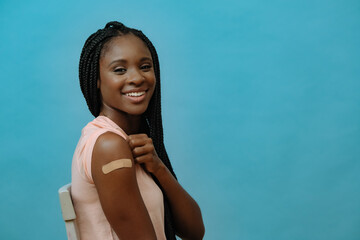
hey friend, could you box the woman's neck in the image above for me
[99,109,143,135]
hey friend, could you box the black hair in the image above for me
[79,21,177,240]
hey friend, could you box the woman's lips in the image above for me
[122,91,146,103]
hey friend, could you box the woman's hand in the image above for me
[127,134,164,174]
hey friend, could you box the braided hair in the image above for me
[79,21,177,240]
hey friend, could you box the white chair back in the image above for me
[58,183,80,240]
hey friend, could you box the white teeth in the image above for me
[125,91,145,97]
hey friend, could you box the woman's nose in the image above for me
[127,68,145,85]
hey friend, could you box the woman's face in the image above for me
[98,34,156,116]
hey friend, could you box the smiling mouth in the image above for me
[124,91,146,97]
[122,90,147,103]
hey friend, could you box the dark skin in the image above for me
[91,34,205,240]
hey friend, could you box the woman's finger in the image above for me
[128,135,152,149]
[132,144,154,157]
[134,153,153,164]
[127,133,148,141]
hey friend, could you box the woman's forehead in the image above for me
[101,34,152,63]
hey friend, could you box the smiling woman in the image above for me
[98,34,156,117]
[71,21,205,240]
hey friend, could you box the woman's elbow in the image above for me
[193,212,205,239]
[196,223,205,240]
[199,222,205,239]
[189,222,205,240]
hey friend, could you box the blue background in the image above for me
[0,0,359,239]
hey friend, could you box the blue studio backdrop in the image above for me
[0,0,359,239]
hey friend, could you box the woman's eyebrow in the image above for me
[108,57,152,67]
[140,57,152,62]
[108,59,127,67]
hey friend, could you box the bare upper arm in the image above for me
[92,131,157,240]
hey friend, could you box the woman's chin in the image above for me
[123,106,149,116]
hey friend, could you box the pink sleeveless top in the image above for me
[71,116,166,240]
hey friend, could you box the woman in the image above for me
[71,21,205,240]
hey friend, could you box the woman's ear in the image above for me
[97,79,100,89]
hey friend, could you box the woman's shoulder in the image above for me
[92,131,134,176]
[72,117,129,182]
[93,131,130,158]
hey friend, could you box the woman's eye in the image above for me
[140,64,152,70]
[114,68,126,73]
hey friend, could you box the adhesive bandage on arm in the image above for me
[102,159,133,174]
